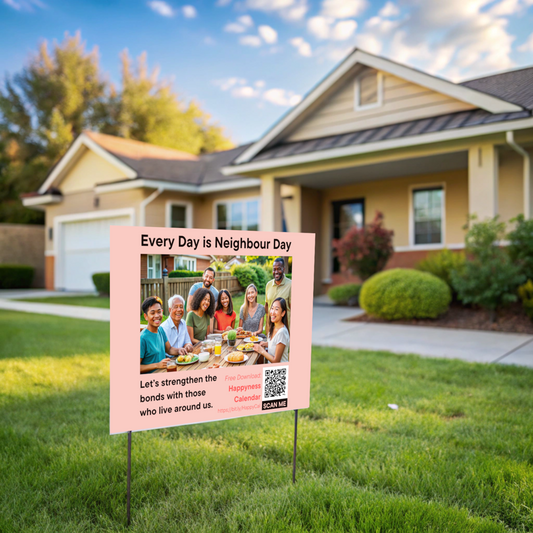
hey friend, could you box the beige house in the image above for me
[24,49,533,293]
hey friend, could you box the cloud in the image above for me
[147,0,175,17]
[232,86,259,98]
[255,80,266,87]
[244,0,308,21]
[182,5,196,18]
[263,88,302,106]
[258,25,278,44]
[239,35,262,47]
[308,16,357,40]
[290,37,312,56]
[518,32,533,52]
[216,0,232,4]
[320,0,367,19]
[204,36,216,45]
[3,0,45,10]
[488,0,521,16]
[213,77,247,90]
[378,1,399,18]
[224,15,254,33]
[239,15,254,27]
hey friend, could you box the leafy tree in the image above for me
[332,211,394,281]
[451,216,525,318]
[507,214,533,281]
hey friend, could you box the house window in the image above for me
[332,199,365,273]
[217,199,260,231]
[413,188,443,245]
[355,70,382,110]
[147,254,161,279]
[170,204,187,228]
[174,256,197,271]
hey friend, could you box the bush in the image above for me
[518,280,533,320]
[333,211,394,281]
[249,263,269,293]
[360,269,451,320]
[416,249,466,290]
[231,263,268,294]
[92,272,110,296]
[0,264,34,289]
[286,273,292,280]
[328,283,361,306]
[508,214,533,281]
[451,217,525,313]
[168,270,203,278]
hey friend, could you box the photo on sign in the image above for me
[139,254,292,374]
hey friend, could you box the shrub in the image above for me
[328,283,361,306]
[360,269,451,320]
[416,249,466,290]
[333,211,394,281]
[0,264,34,289]
[248,263,269,293]
[210,260,226,272]
[518,280,533,320]
[92,272,110,296]
[231,263,268,294]
[508,214,533,281]
[451,216,525,314]
[286,273,292,280]
[168,270,203,278]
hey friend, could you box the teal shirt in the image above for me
[140,327,168,373]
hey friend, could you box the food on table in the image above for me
[237,342,254,351]
[177,355,185,363]
[249,336,260,342]
[198,352,209,363]
[237,330,253,339]
[227,352,244,362]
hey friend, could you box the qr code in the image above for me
[262,365,289,401]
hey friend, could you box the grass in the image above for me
[1,309,532,532]
[20,295,110,308]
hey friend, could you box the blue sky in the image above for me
[1,0,533,145]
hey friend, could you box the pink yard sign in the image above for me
[110,226,315,434]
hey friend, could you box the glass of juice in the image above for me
[167,359,177,372]
[214,339,222,356]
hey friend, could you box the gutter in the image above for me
[140,187,164,226]
[506,131,532,219]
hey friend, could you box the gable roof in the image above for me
[233,49,524,166]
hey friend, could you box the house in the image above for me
[24,49,533,294]
[140,254,213,279]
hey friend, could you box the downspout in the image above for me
[140,187,164,226]
[506,131,531,219]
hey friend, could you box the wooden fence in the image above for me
[140,275,242,314]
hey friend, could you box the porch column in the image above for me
[468,144,498,220]
[260,175,282,232]
[281,184,302,233]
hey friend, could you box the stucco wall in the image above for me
[0,224,45,288]
[499,150,526,226]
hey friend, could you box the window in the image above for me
[217,199,260,231]
[174,256,197,271]
[413,188,443,245]
[355,70,382,110]
[170,205,187,228]
[332,199,365,273]
[147,255,161,279]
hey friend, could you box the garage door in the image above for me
[60,215,131,290]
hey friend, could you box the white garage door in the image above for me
[59,215,131,291]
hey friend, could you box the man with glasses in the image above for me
[161,294,194,353]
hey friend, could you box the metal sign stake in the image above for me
[127,431,132,527]
[292,410,298,483]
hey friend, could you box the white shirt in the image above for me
[160,317,191,353]
[267,326,290,363]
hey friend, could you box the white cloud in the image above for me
[308,16,333,39]
[378,1,399,17]
[213,78,302,107]
[224,22,247,32]
[255,80,266,87]
[354,33,383,54]
[488,0,520,16]
[232,86,259,98]
[518,32,533,52]
[182,5,197,17]
[331,20,357,40]
[238,14,254,27]
[216,0,232,5]
[263,88,302,106]
[204,36,216,45]
[3,0,45,11]
[239,35,262,47]
[258,25,278,43]
[245,0,308,21]
[147,0,174,17]
[321,0,367,19]
[213,77,247,90]
[290,37,313,56]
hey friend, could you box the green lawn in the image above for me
[20,295,110,308]
[1,310,532,532]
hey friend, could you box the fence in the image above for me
[140,275,242,314]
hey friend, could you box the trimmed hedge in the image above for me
[168,270,204,278]
[328,283,361,306]
[92,272,110,296]
[360,268,451,320]
[416,248,465,290]
[0,264,34,289]
[231,263,269,294]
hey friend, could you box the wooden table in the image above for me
[154,337,262,373]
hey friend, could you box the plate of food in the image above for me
[237,342,255,352]
[236,330,253,339]
[225,352,249,364]
[176,355,199,365]
[244,336,262,343]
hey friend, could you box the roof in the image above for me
[86,131,250,185]
[461,67,533,110]
[247,108,531,163]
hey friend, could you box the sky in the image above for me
[1,0,533,145]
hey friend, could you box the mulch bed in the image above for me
[349,302,533,334]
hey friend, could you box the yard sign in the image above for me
[109,226,315,435]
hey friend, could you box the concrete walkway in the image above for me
[312,305,533,368]
[0,298,109,322]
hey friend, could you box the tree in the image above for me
[332,211,394,281]
[507,214,533,281]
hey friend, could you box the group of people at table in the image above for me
[140,258,292,374]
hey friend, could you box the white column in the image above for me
[468,144,498,220]
[280,184,302,233]
[260,176,282,232]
